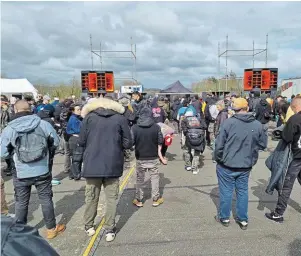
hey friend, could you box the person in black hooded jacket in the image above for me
[131,107,167,208]
[78,97,132,241]
[255,94,272,129]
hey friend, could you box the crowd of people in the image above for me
[0,89,300,251]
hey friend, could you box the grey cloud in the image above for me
[1,1,301,88]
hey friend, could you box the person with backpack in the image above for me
[181,108,207,174]
[255,94,272,134]
[0,100,65,239]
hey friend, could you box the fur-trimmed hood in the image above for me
[81,98,125,118]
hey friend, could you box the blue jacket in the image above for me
[214,113,267,169]
[66,114,82,135]
[0,114,59,179]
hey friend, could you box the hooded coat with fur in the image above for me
[78,98,133,178]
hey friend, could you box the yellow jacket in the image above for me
[202,102,206,113]
[284,106,295,123]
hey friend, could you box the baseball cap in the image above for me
[232,98,248,111]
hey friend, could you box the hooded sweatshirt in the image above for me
[255,98,272,124]
[132,107,164,160]
[214,113,267,170]
[0,113,59,178]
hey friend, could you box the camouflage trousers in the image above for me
[183,145,201,171]
[135,159,160,201]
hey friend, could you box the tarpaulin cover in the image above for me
[160,80,193,94]
[1,78,38,98]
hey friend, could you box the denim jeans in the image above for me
[13,172,56,229]
[216,164,251,222]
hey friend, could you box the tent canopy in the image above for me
[1,78,38,98]
[160,80,193,94]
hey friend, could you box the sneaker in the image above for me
[5,213,15,218]
[214,216,230,227]
[265,212,284,223]
[85,227,96,237]
[185,166,192,171]
[51,179,61,186]
[46,224,66,239]
[152,198,164,207]
[105,229,116,242]
[132,199,143,207]
[236,220,248,230]
[192,169,199,175]
[212,160,216,163]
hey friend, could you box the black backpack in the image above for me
[15,126,48,163]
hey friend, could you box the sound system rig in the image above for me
[81,71,115,96]
[243,68,278,95]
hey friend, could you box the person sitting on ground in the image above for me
[181,107,207,174]
[0,100,65,239]
[214,98,267,230]
[132,107,167,208]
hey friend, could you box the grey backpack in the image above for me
[15,126,48,163]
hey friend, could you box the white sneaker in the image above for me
[85,227,96,237]
[105,232,116,242]
[192,169,199,175]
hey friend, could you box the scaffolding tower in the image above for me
[89,34,138,85]
[218,34,268,92]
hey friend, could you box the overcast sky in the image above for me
[1,2,301,88]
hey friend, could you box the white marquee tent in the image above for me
[1,78,38,98]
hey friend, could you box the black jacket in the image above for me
[78,99,132,178]
[1,216,59,256]
[123,106,136,127]
[191,99,202,114]
[255,99,272,124]
[214,113,267,169]
[281,111,301,159]
[132,107,164,160]
[37,110,55,128]
[215,109,228,137]
[171,100,182,120]
[266,130,293,195]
